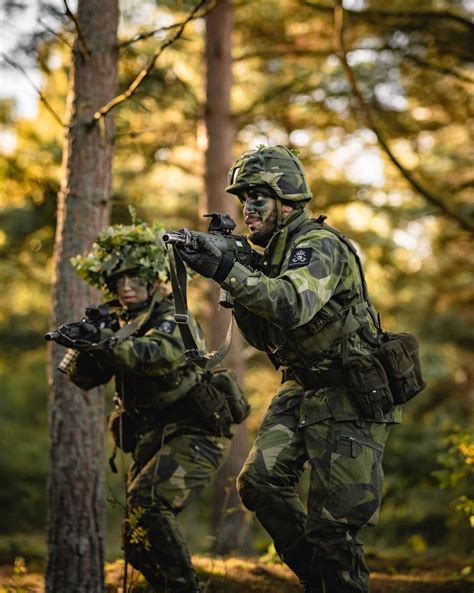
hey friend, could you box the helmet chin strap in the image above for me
[276,198,285,227]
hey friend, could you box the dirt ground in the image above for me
[0,555,472,593]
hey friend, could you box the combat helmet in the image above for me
[226,145,312,204]
[71,209,169,295]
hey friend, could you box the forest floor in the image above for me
[0,554,472,593]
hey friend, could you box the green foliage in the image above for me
[434,431,474,528]
[125,506,151,551]
[0,0,473,563]
[71,212,169,295]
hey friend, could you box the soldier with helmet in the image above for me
[177,145,402,593]
[61,216,238,593]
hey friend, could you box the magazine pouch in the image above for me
[210,368,250,424]
[376,332,426,404]
[346,356,394,420]
[188,372,234,437]
[107,407,140,453]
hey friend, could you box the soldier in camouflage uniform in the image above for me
[65,219,231,593]
[177,146,401,593]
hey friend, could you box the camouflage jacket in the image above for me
[221,209,401,423]
[67,293,205,418]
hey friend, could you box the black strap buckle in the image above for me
[174,313,189,324]
[184,348,204,362]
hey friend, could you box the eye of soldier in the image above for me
[115,273,146,290]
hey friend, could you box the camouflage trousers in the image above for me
[237,387,391,593]
[124,425,230,593]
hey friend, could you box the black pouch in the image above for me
[375,332,426,405]
[210,369,250,424]
[107,408,140,453]
[346,356,394,420]
[188,374,234,437]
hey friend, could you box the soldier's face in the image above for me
[240,190,277,247]
[114,272,149,306]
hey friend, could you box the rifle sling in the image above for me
[168,245,232,370]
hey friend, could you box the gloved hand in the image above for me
[176,234,233,282]
[71,322,101,343]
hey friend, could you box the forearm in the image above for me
[111,335,185,375]
[221,263,324,329]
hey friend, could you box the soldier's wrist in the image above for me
[212,255,234,283]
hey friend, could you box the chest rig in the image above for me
[263,214,382,371]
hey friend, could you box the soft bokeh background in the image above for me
[0,0,473,571]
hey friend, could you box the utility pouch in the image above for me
[210,369,250,424]
[375,332,426,404]
[107,407,140,453]
[188,374,234,437]
[345,356,394,420]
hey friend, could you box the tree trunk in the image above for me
[46,1,118,592]
[204,0,253,555]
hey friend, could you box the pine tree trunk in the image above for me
[204,0,253,555]
[46,1,118,591]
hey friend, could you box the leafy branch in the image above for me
[92,0,213,124]
[332,1,474,233]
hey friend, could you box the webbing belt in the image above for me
[168,245,233,370]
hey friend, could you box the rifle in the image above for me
[45,303,120,374]
[163,213,261,369]
[163,212,262,272]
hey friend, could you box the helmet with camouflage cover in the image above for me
[71,209,169,296]
[226,145,312,204]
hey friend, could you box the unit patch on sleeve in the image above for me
[157,319,177,334]
[287,247,313,269]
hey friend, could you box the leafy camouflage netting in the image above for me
[71,209,169,293]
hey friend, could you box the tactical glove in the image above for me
[177,234,233,282]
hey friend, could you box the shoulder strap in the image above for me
[168,245,233,370]
[292,215,382,333]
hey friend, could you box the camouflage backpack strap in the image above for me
[98,291,162,350]
[289,214,382,339]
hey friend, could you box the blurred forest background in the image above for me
[0,0,473,585]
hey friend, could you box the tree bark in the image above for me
[204,0,253,555]
[46,1,118,592]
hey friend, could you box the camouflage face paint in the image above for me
[115,272,149,307]
[240,191,278,247]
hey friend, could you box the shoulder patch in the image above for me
[287,247,312,269]
[157,319,177,334]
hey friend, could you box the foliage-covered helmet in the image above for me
[71,210,169,294]
[226,145,312,203]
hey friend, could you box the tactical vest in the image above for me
[263,215,381,371]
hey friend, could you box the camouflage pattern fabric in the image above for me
[221,207,398,591]
[126,427,229,593]
[237,385,389,593]
[68,294,207,412]
[226,145,312,203]
[67,292,228,593]
[222,209,401,423]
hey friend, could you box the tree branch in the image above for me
[63,0,90,60]
[304,1,474,31]
[119,23,182,48]
[38,17,73,49]
[332,2,474,233]
[403,53,474,85]
[1,54,65,127]
[93,0,211,123]
[119,1,219,48]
